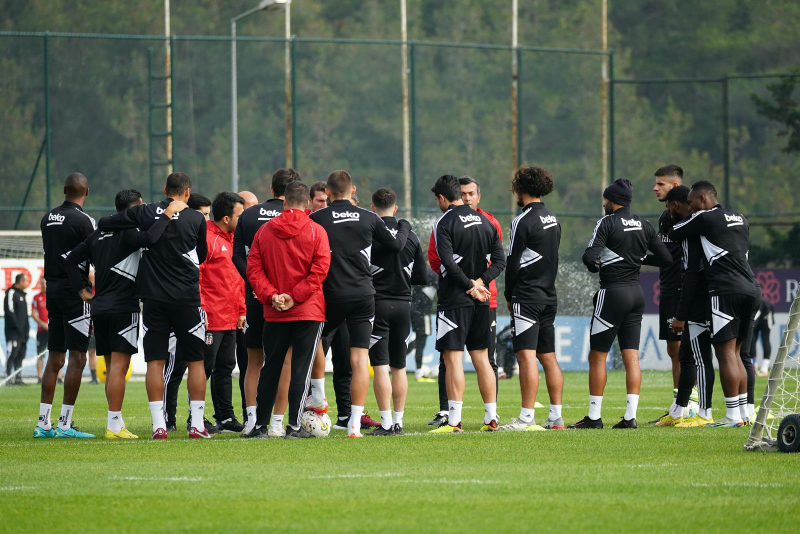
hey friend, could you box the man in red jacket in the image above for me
[427,176,502,426]
[199,192,246,433]
[247,181,330,438]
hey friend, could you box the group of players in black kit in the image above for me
[31,161,761,440]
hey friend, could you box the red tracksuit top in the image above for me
[200,220,246,330]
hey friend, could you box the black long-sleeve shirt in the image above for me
[65,215,172,315]
[669,204,757,297]
[583,207,671,288]
[431,204,506,310]
[40,201,96,300]
[232,198,285,305]
[309,200,410,302]
[371,216,428,301]
[674,236,709,323]
[4,286,28,341]
[657,209,683,297]
[504,202,560,304]
[98,199,207,306]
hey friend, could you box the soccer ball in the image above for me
[684,400,699,418]
[301,411,331,437]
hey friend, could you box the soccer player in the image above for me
[656,186,715,427]
[5,273,30,385]
[428,174,506,434]
[501,166,563,431]
[309,181,329,212]
[247,180,330,438]
[98,172,211,439]
[366,188,428,436]
[35,173,97,439]
[32,279,58,384]
[65,189,186,439]
[232,168,299,437]
[198,192,246,433]
[752,296,774,376]
[669,181,759,427]
[651,165,686,421]
[309,170,411,438]
[234,191,259,419]
[569,178,672,429]
[189,193,212,220]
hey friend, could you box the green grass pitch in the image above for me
[1,371,797,533]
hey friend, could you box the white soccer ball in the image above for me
[301,411,331,437]
[684,400,699,418]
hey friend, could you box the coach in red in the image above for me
[199,192,247,433]
[247,181,330,438]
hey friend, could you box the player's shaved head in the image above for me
[326,170,352,198]
[64,173,89,200]
[238,190,258,208]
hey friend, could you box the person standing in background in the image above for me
[5,273,30,385]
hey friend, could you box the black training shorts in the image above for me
[245,301,266,350]
[435,305,491,352]
[511,301,556,353]
[589,285,645,352]
[659,294,682,342]
[142,300,205,363]
[322,298,375,349]
[369,299,411,368]
[93,312,139,356]
[710,293,757,344]
[46,297,91,353]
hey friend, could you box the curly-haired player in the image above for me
[501,166,565,431]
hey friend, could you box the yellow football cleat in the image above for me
[429,422,463,434]
[655,414,682,427]
[105,427,139,439]
[674,415,714,428]
[480,419,499,432]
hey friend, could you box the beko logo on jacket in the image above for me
[725,214,744,226]
[333,211,360,223]
[621,219,642,227]
[260,208,280,218]
[459,214,482,228]
[539,215,558,229]
[47,213,65,225]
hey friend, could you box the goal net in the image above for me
[744,295,800,451]
[0,230,43,259]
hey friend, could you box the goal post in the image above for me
[744,295,800,452]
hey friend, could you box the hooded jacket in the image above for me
[247,209,330,323]
[200,219,246,330]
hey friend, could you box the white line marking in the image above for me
[111,476,204,482]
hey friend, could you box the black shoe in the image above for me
[15,377,26,386]
[393,423,404,435]
[567,416,604,429]
[37,378,42,384]
[166,423,177,432]
[89,378,99,385]
[241,426,268,438]
[428,412,448,426]
[216,417,245,433]
[285,426,314,439]
[612,417,637,429]
[333,418,349,430]
[203,417,219,434]
[57,378,63,384]
[366,425,396,436]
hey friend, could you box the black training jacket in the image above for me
[40,201,96,300]
[583,207,672,288]
[371,216,428,301]
[504,202,560,305]
[65,214,172,315]
[674,236,709,323]
[309,200,410,302]
[431,204,506,310]
[669,204,757,297]
[657,209,683,297]
[98,199,207,306]
[4,286,28,341]
[232,198,285,305]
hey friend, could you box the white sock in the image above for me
[190,400,205,431]
[699,407,712,420]
[311,378,326,404]
[588,395,603,420]
[448,400,463,426]
[38,403,52,430]
[415,368,423,380]
[625,394,639,420]
[379,409,392,430]
[669,402,684,419]
[57,404,74,431]
[519,407,535,423]
[108,411,123,433]
[349,405,364,435]
[244,406,257,430]
[484,402,497,424]
[760,360,770,373]
[748,403,755,419]
[149,401,166,431]
[271,414,284,430]
[549,404,562,420]
[725,396,742,421]
[738,394,749,420]
[393,410,404,428]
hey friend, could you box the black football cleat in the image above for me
[567,416,604,429]
[612,417,637,429]
[216,417,245,433]
[284,426,315,439]
[366,425,396,436]
[427,412,449,426]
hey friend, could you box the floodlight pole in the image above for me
[510,0,519,215]
[401,0,411,219]
[601,0,609,208]
[285,0,293,169]
[165,0,173,175]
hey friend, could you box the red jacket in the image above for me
[429,207,502,309]
[200,220,246,330]
[247,209,330,322]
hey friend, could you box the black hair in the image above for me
[64,173,89,199]
[458,176,480,194]
[431,174,461,202]
[327,170,352,197]
[165,172,192,196]
[115,189,143,212]
[272,168,301,198]
[187,192,211,210]
[664,185,690,204]
[691,180,718,197]
[512,166,554,198]
[212,192,245,221]
[310,181,328,197]
[371,187,397,211]
[655,164,684,180]
[284,181,309,207]
[14,273,27,284]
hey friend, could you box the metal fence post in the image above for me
[516,46,523,168]
[410,41,417,218]
[148,48,155,202]
[290,36,297,170]
[608,49,615,183]
[169,35,176,172]
[723,76,730,207]
[44,31,51,209]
